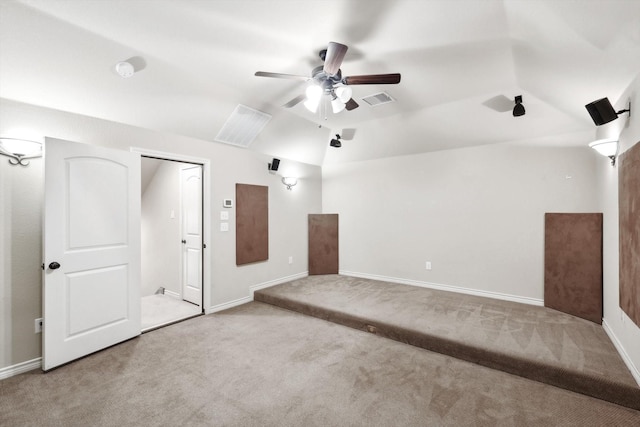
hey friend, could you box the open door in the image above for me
[43,138,141,370]
[180,165,202,306]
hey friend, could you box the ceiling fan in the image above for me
[255,42,401,114]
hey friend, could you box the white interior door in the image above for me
[180,165,202,306]
[43,138,141,370]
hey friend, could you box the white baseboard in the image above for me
[207,295,252,314]
[339,270,544,307]
[603,319,640,386]
[163,289,181,299]
[249,271,308,297]
[0,357,41,380]
[206,271,308,314]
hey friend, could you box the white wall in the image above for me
[0,155,43,370]
[0,98,322,371]
[141,160,182,297]
[323,142,599,303]
[596,72,640,383]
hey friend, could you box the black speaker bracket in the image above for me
[616,101,631,118]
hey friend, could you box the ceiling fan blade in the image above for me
[282,94,306,108]
[343,73,401,85]
[323,42,348,76]
[255,71,310,81]
[345,98,359,111]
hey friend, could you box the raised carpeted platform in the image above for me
[254,274,640,411]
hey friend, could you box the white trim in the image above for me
[250,271,308,297]
[206,272,309,314]
[131,147,211,316]
[0,357,41,380]
[163,289,181,299]
[603,319,640,386]
[339,270,544,307]
[207,296,252,314]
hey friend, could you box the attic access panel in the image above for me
[215,105,271,148]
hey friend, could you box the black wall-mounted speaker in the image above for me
[585,97,618,126]
[268,158,280,171]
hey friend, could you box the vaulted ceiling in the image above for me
[1,0,639,165]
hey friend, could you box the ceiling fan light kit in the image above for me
[335,86,352,103]
[255,41,401,115]
[331,96,346,113]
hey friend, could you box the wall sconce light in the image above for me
[588,138,618,166]
[281,177,297,190]
[585,97,631,126]
[0,137,43,166]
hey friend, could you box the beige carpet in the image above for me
[1,301,639,426]
[255,274,640,410]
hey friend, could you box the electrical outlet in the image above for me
[288,256,293,265]
[425,261,432,270]
[35,318,43,334]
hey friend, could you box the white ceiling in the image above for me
[1,0,639,166]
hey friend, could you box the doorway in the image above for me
[140,156,204,331]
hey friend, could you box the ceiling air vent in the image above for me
[214,104,271,148]
[361,92,395,107]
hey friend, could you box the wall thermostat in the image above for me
[223,199,233,208]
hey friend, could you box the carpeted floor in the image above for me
[255,275,640,410]
[1,301,639,426]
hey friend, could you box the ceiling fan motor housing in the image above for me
[311,65,343,92]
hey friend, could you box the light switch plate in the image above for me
[220,222,229,232]
[220,211,229,220]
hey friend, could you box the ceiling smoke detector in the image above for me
[115,61,135,78]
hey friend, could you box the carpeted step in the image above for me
[254,275,640,411]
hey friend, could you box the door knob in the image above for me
[49,262,61,270]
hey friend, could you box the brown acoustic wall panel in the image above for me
[544,213,603,324]
[236,184,268,266]
[308,214,339,275]
[619,141,640,328]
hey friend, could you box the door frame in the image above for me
[132,147,211,313]
[179,163,203,306]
